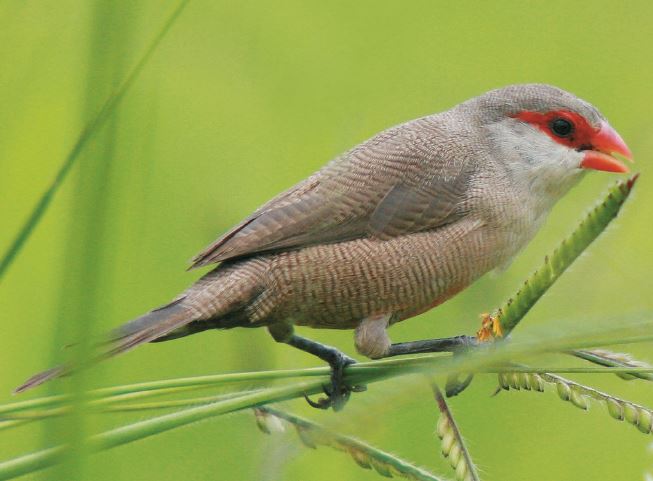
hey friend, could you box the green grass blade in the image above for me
[0,380,325,480]
[4,318,653,420]
[496,175,638,334]
[0,0,190,282]
[2,323,653,477]
[7,366,653,426]
[0,447,66,481]
[1,366,331,417]
[6,364,653,432]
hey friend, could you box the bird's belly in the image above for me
[257,219,505,329]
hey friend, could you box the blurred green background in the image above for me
[2,1,653,480]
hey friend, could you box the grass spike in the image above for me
[495,175,638,335]
[449,177,637,396]
[499,368,653,436]
[255,407,446,481]
[433,385,481,481]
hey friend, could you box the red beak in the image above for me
[580,121,633,173]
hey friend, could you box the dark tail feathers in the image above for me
[14,299,196,394]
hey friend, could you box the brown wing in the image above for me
[190,116,473,268]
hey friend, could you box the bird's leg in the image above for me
[384,314,505,396]
[384,313,504,357]
[382,335,478,397]
[268,324,359,411]
[384,335,478,357]
[286,335,358,411]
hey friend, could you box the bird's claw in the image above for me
[304,392,331,410]
[445,372,475,397]
[304,353,362,411]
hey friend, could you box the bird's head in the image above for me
[462,84,632,201]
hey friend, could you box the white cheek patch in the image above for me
[487,120,585,199]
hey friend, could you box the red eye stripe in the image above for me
[513,110,598,150]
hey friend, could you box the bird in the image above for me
[15,84,633,410]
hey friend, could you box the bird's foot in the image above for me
[476,312,503,342]
[304,353,363,411]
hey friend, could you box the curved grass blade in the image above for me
[255,407,445,481]
[0,0,191,282]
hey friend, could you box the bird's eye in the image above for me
[550,118,574,137]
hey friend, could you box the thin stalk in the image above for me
[3,326,653,477]
[1,366,331,416]
[102,392,259,413]
[2,391,261,424]
[0,0,191,281]
[571,348,653,382]
[0,420,31,432]
[0,380,325,481]
[5,324,653,419]
[7,366,653,426]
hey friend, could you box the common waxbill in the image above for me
[16,84,633,410]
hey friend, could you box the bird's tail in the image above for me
[13,300,198,394]
[14,260,268,394]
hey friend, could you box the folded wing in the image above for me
[191,117,473,268]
